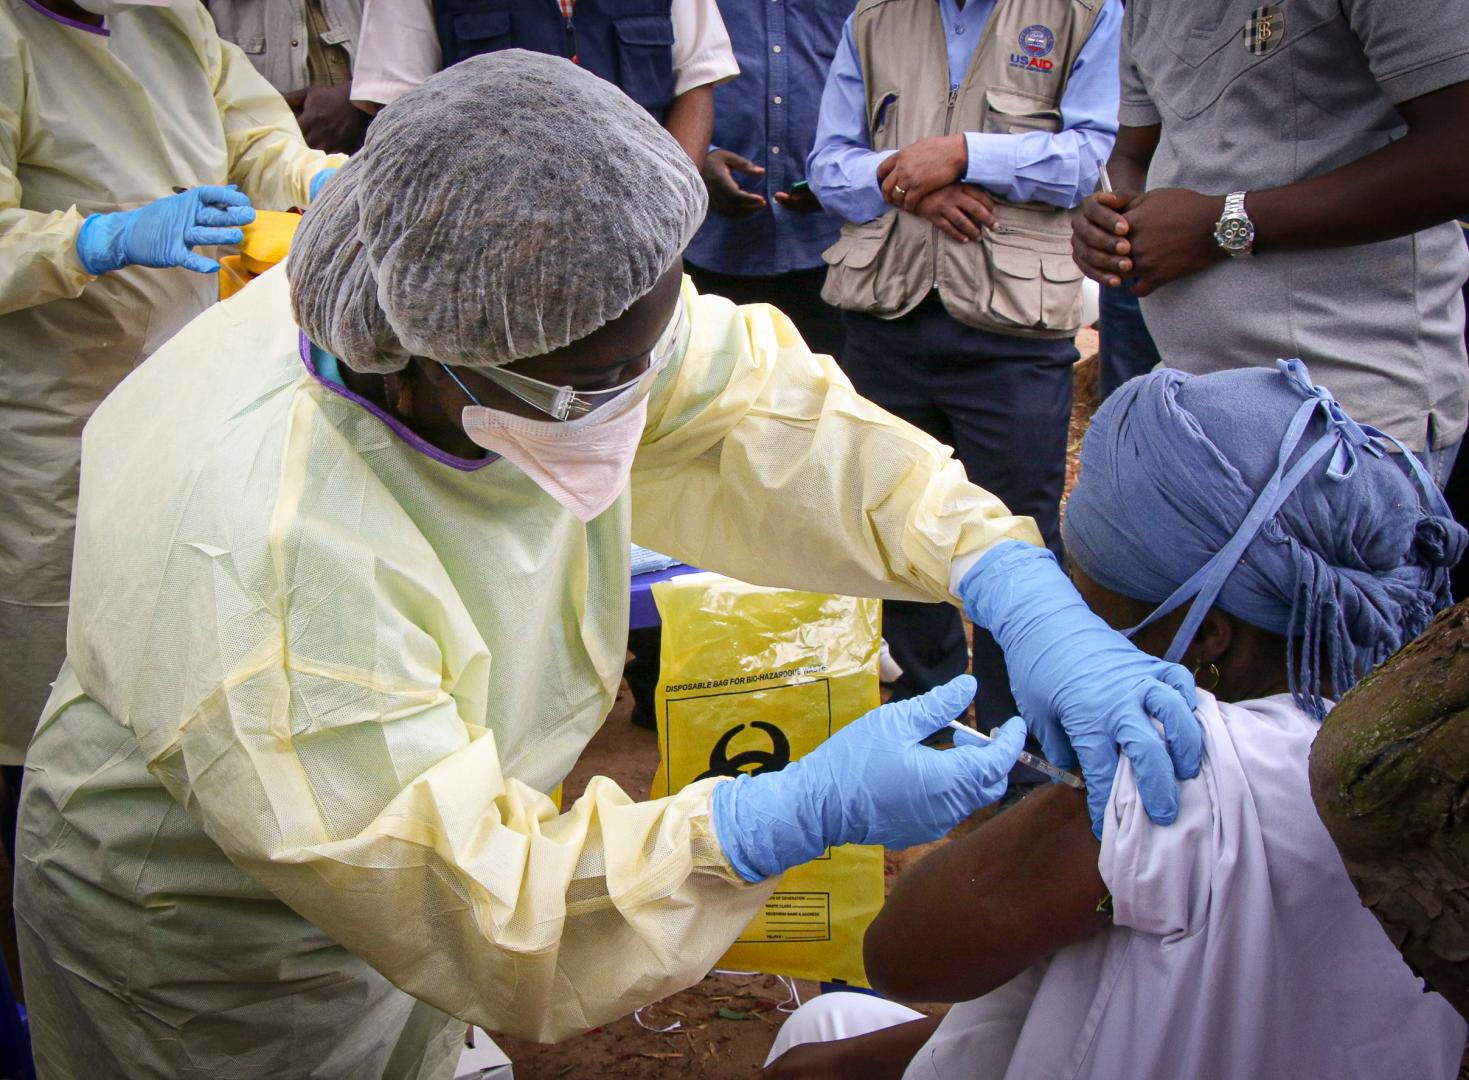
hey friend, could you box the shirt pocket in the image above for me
[807,8,842,64]
[320,26,354,63]
[612,14,676,112]
[452,11,513,55]
[1146,5,1329,122]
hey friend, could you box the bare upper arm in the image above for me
[864,782,1110,1004]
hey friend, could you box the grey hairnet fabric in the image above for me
[288,49,707,373]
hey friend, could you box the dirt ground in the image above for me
[486,335,1102,1078]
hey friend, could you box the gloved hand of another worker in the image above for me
[309,168,338,202]
[711,675,1025,883]
[956,540,1201,838]
[75,185,256,276]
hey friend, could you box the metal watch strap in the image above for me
[1215,190,1255,257]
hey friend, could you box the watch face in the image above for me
[1216,216,1253,251]
[1220,220,1249,245]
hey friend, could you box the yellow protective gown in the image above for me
[0,0,343,763]
[15,266,1041,1078]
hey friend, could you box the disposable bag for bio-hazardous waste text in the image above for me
[652,572,883,987]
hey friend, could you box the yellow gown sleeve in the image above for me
[0,35,92,316]
[203,18,347,209]
[631,280,1044,604]
[167,702,772,1044]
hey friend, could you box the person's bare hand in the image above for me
[877,134,968,211]
[1071,191,1140,287]
[1120,187,1229,296]
[912,183,996,243]
[285,84,370,155]
[702,149,768,218]
[774,186,823,213]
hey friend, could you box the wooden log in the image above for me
[1309,600,1469,1021]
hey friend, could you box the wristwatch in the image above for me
[1214,191,1255,257]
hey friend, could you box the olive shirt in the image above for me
[208,0,361,92]
[1122,0,1469,451]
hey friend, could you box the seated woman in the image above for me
[760,361,1469,1079]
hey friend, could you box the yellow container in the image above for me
[238,210,300,275]
[219,211,302,299]
[217,254,251,300]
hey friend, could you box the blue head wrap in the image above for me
[1063,360,1465,718]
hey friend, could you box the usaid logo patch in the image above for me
[1011,24,1056,73]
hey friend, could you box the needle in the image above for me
[947,720,1086,790]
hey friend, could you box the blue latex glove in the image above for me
[711,675,1025,883]
[957,540,1201,837]
[75,185,255,276]
[309,168,337,202]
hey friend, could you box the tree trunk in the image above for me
[1309,600,1469,1022]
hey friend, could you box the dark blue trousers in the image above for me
[1098,283,1162,401]
[840,295,1076,726]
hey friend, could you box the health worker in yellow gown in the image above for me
[14,51,1201,1080]
[0,0,343,765]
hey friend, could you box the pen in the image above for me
[947,720,1086,789]
[1096,162,1114,195]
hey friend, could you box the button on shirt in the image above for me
[809,0,1121,225]
[685,0,855,276]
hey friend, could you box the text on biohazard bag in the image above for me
[651,572,884,987]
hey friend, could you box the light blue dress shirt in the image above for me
[808,0,1121,225]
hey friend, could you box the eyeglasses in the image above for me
[443,298,686,422]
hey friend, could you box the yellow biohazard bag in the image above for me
[651,572,884,987]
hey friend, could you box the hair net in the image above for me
[1063,360,1466,717]
[288,50,707,373]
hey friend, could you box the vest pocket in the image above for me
[869,89,901,148]
[981,229,1082,332]
[981,89,1061,136]
[613,15,676,112]
[1040,253,1083,329]
[820,215,897,313]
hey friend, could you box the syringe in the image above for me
[947,721,1086,790]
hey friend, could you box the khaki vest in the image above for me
[822,0,1101,337]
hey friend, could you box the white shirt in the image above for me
[351,0,737,107]
[905,693,1468,1080]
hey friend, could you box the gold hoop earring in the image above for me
[1193,661,1221,693]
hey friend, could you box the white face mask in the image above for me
[71,0,168,13]
[442,298,681,521]
[460,396,649,522]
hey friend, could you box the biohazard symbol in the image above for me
[695,721,792,781]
